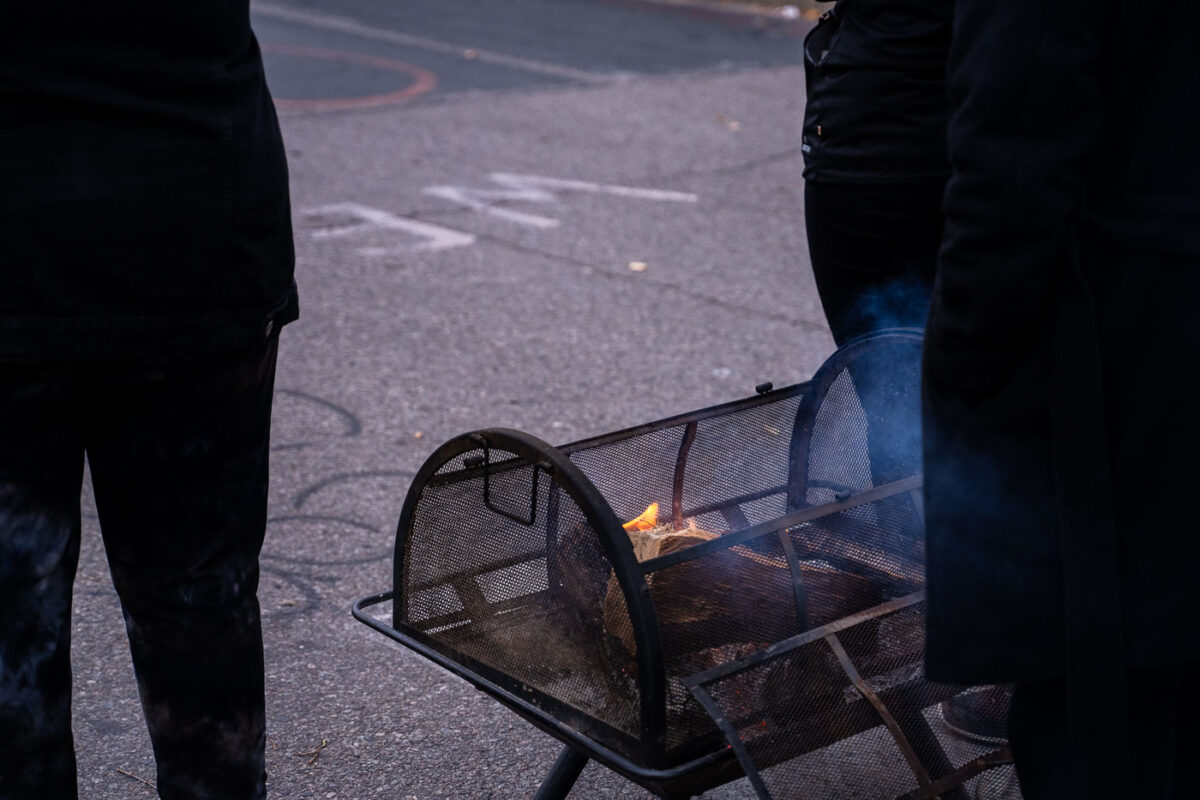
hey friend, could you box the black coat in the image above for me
[923,0,1200,684]
[801,0,953,185]
[0,3,296,360]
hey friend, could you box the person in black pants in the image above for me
[800,0,953,490]
[801,7,1022,795]
[801,0,953,346]
[0,5,297,799]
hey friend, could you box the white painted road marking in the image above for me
[253,2,611,86]
[423,173,699,229]
[305,174,699,255]
[304,202,477,255]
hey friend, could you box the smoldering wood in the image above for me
[551,521,883,659]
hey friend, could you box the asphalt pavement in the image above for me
[69,1,830,797]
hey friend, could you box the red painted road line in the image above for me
[264,44,438,112]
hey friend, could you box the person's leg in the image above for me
[1167,663,1200,800]
[804,180,944,347]
[1010,666,1198,800]
[1007,679,1071,799]
[86,337,279,800]
[1124,664,1200,800]
[0,365,85,800]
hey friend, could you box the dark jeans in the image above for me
[1009,666,1200,800]
[804,180,944,346]
[0,338,279,800]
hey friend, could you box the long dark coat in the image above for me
[0,3,297,360]
[922,0,1200,685]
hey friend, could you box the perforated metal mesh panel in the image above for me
[568,424,691,527]
[643,486,925,753]
[571,331,924,758]
[687,598,1019,800]
[563,390,812,754]
[387,330,988,787]
[402,445,642,744]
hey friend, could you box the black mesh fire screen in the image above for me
[686,597,1019,800]
[354,330,1019,798]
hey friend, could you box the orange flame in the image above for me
[622,502,660,532]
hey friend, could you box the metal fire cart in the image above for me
[354,330,1017,799]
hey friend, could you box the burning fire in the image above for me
[619,502,787,570]
[623,502,659,532]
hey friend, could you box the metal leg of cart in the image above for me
[532,744,589,800]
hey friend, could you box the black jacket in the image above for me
[801,0,953,185]
[0,3,297,360]
[923,0,1200,684]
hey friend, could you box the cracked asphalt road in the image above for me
[70,1,832,797]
